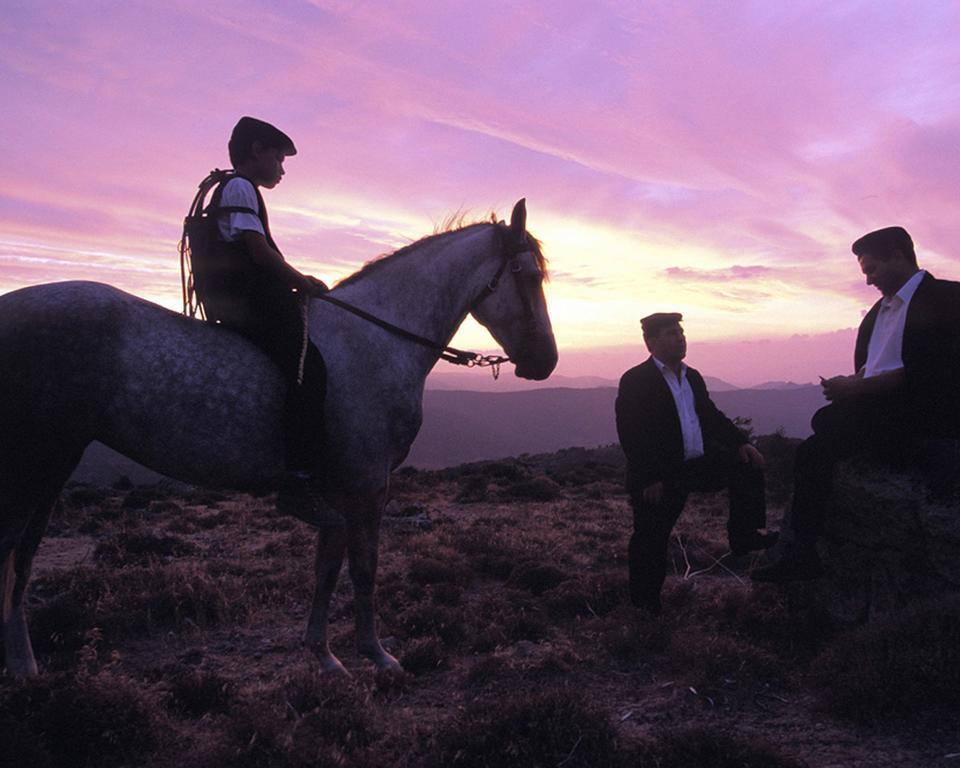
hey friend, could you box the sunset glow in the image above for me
[3,1,959,386]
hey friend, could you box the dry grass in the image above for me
[6,446,955,767]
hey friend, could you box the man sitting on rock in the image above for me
[616,312,775,615]
[754,227,960,582]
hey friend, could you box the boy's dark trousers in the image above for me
[628,450,765,609]
[238,279,326,474]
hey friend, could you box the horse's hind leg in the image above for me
[344,490,401,673]
[2,453,82,677]
[304,521,349,675]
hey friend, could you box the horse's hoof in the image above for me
[5,659,39,679]
[374,650,403,674]
[316,653,351,676]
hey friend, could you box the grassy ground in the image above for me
[3,447,958,767]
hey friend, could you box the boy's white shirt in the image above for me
[217,177,265,241]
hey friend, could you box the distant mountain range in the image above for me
[70,382,825,483]
[405,384,822,468]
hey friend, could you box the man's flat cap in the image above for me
[229,116,297,156]
[852,226,912,257]
[640,312,683,335]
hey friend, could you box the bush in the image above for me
[811,597,960,722]
[407,553,473,586]
[503,475,562,502]
[426,686,620,768]
[455,474,488,503]
[506,561,567,595]
[167,667,236,716]
[0,672,161,768]
[401,637,449,674]
[65,484,111,508]
[634,725,806,768]
[30,565,244,666]
[93,532,198,566]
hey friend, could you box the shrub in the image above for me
[93,532,199,566]
[65,484,111,508]
[283,670,376,750]
[0,672,161,768]
[544,572,628,619]
[407,553,473,586]
[121,485,170,510]
[395,603,468,647]
[167,667,236,716]
[425,686,620,768]
[506,561,566,595]
[30,564,244,666]
[811,597,960,722]
[455,474,488,503]
[502,475,562,502]
[597,614,671,661]
[401,637,449,674]
[634,725,806,768]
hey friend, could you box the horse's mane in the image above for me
[335,214,547,289]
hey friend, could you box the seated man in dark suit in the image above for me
[616,312,775,614]
[753,226,960,582]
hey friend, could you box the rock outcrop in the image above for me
[816,455,960,623]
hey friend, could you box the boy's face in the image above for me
[248,143,288,189]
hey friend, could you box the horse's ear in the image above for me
[510,198,527,235]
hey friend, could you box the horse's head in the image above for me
[471,199,558,380]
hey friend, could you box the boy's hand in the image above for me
[305,275,329,293]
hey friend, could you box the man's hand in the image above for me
[739,443,765,469]
[642,481,664,505]
[821,372,862,402]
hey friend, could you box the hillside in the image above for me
[10,446,957,767]
[405,385,823,468]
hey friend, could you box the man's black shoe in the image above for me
[751,546,824,582]
[277,471,344,528]
[730,530,779,557]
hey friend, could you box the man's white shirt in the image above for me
[653,357,704,460]
[863,270,925,378]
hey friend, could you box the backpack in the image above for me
[179,169,258,320]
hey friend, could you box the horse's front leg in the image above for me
[345,489,401,673]
[304,522,349,675]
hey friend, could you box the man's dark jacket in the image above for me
[616,357,747,494]
[853,272,960,439]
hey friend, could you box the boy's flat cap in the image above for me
[230,116,297,156]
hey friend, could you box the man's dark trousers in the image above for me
[628,450,765,609]
[789,394,908,538]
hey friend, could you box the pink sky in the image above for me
[2,2,959,386]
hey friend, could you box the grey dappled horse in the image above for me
[0,200,557,677]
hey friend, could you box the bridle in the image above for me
[313,228,542,378]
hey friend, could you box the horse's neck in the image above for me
[323,226,499,374]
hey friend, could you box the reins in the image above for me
[312,232,535,379]
[313,291,510,374]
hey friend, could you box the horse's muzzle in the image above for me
[513,342,558,380]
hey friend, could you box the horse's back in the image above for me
[0,281,287,486]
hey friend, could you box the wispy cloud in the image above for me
[2,1,959,382]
